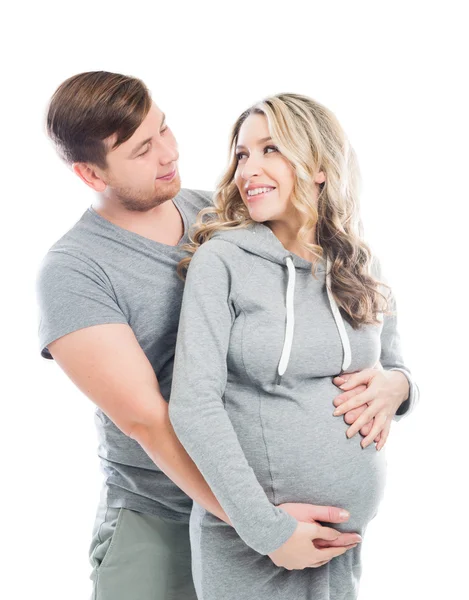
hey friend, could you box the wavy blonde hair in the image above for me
[178,93,390,327]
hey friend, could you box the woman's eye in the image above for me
[161,126,169,134]
[236,152,247,161]
[265,145,279,154]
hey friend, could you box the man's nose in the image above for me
[158,139,179,165]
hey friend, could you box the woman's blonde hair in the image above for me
[179,93,390,327]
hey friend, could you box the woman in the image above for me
[169,94,418,600]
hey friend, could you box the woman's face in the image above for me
[234,113,296,223]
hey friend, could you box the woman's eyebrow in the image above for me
[235,136,273,150]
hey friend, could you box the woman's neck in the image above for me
[266,218,317,262]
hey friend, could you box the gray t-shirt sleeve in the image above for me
[36,250,128,359]
[372,257,419,419]
[169,244,297,556]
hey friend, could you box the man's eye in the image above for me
[138,146,150,157]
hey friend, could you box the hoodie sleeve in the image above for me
[169,243,297,555]
[373,257,420,420]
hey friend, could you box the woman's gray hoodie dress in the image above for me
[169,222,418,600]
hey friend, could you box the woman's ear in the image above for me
[315,171,326,184]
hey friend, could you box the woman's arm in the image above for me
[169,243,297,556]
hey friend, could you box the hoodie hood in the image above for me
[211,221,324,270]
[211,223,352,383]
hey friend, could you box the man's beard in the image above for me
[112,174,181,212]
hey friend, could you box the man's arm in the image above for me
[48,322,231,524]
[49,322,361,556]
[38,250,359,553]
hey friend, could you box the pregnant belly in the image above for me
[228,379,387,533]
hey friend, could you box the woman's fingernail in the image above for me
[339,510,350,520]
[333,409,340,416]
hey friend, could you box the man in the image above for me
[37,71,411,599]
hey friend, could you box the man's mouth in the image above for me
[157,169,176,181]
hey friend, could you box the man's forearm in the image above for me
[129,400,232,526]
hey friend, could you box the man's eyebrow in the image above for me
[235,136,273,150]
[129,137,153,158]
[128,114,167,158]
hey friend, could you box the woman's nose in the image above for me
[241,156,262,179]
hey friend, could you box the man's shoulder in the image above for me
[44,208,97,254]
[38,210,108,281]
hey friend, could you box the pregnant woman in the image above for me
[169,94,418,600]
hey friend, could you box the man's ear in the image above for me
[72,162,107,192]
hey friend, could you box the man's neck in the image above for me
[92,197,184,246]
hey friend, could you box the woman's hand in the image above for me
[277,502,362,549]
[268,503,361,570]
[332,369,409,450]
[268,521,357,570]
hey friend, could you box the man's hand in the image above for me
[278,503,361,548]
[332,369,409,450]
[268,520,358,571]
[332,375,378,442]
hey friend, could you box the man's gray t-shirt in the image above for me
[36,188,212,522]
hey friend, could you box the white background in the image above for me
[2,1,468,598]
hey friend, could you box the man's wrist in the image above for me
[389,369,410,406]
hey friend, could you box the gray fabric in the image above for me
[190,503,364,600]
[169,222,418,598]
[36,189,212,521]
[89,505,197,599]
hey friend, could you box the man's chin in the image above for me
[155,171,181,194]
[168,172,182,196]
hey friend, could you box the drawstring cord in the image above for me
[276,255,351,385]
[276,256,296,385]
[325,256,352,372]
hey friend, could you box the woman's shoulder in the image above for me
[192,236,247,264]
[187,238,253,288]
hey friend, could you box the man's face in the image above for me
[97,102,181,211]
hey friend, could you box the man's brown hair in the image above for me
[46,71,152,168]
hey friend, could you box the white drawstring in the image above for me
[276,255,352,384]
[276,257,296,384]
[325,256,352,371]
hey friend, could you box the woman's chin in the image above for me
[247,209,269,223]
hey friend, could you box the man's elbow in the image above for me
[125,401,169,444]
[167,399,186,437]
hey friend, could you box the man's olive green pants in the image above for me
[89,505,197,599]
